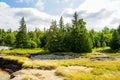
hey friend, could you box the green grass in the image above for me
[0,48,49,55]
[95,47,120,56]
[1,56,120,70]
[56,68,120,80]
[1,55,120,80]
[55,60,120,80]
[1,56,30,63]
[1,47,120,79]
[80,47,120,57]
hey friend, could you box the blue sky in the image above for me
[0,0,35,8]
[0,0,83,15]
[0,0,120,31]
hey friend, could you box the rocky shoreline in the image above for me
[0,58,22,73]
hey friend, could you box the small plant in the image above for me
[21,77,33,80]
[91,68,109,75]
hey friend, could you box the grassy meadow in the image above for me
[1,47,120,80]
[0,48,49,55]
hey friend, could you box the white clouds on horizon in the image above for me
[0,2,59,31]
[0,0,120,31]
[62,0,120,31]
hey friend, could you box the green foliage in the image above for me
[71,13,92,53]
[45,20,60,52]
[27,40,37,48]
[0,13,118,54]
[16,17,28,48]
[59,16,64,30]
[110,29,120,51]
[34,28,44,47]
[45,12,93,53]
[0,48,49,55]
[89,27,112,48]
[4,33,16,46]
[102,41,106,47]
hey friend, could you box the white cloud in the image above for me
[77,0,120,12]
[35,0,44,10]
[1,0,120,31]
[61,0,120,31]
[77,0,120,30]
[0,2,59,31]
[56,0,69,3]
[0,2,10,8]
[16,0,34,3]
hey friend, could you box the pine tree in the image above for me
[59,16,64,31]
[74,18,92,53]
[71,12,79,51]
[118,25,120,33]
[72,12,78,29]
[110,30,120,50]
[111,25,120,50]
[46,20,59,52]
[16,17,28,48]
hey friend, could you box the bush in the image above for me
[27,40,37,48]
[110,30,120,51]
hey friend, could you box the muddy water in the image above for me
[0,69,10,80]
[30,54,75,60]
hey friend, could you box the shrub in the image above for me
[27,40,37,48]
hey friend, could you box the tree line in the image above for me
[0,12,120,53]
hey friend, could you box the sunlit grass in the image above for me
[21,77,33,80]
[2,56,120,71]
[1,47,120,80]
[0,48,49,55]
[94,47,120,56]
[1,56,30,63]
[56,68,120,80]
[1,55,120,79]
[80,47,120,57]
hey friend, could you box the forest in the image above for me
[0,12,120,53]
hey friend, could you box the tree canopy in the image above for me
[0,12,119,53]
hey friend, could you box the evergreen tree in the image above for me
[34,28,44,47]
[73,18,92,53]
[16,17,28,48]
[71,12,79,51]
[110,30,120,50]
[63,23,73,51]
[58,16,67,51]
[118,25,120,33]
[59,16,64,31]
[72,12,78,29]
[46,20,59,52]
[89,29,96,48]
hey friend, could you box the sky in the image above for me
[0,0,120,31]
